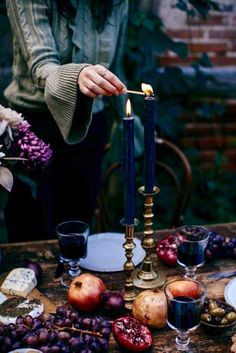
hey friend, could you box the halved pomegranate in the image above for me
[112,316,153,352]
[155,235,177,266]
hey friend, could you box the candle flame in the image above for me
[126,99,132,116]
[141,83,153,96]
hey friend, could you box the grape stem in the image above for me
[55,325,102,337]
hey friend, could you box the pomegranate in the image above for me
[112,316,153,352]
[155,235,177,266]
[132,289,167,328]
[167,279,200,299]
[68,273,106,312]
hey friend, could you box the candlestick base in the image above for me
[121,219,139,309]
[132,267,166,289]
[132,186,166,289]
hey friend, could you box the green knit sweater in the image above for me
[4,0,128,144]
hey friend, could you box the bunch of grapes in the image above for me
[0,306,112,352]
[205,232,236,261]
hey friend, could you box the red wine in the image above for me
[177,243,205,266]
[59,233,88,260]
[168,296,201,330]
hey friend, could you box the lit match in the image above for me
[126,89,145,96]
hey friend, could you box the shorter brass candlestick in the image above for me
[121,219,139,309]
[132,186,166,289]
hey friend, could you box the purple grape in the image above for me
[100,320,112,329]
[48,331,58,342]
[64,318,72,327]
[7,323,16,331]
[56,306,68,317]
[90,340,102,352]
[4,336,12,349]
[40,346,51,353]
[44,320,54,329]
[54,318,65,327]
[25,333,39,346]
[38,329,49,343]
[98,337,109,351]
[15,325,29,337]
[70,336,85,350]
[32,318,42,330]
[57,330,71,341]
[61,344,70,353]
[16,316,24,325]
[100,327,111,338]
[69,311,79,322]
[23,315,34,327]
[11,340,22,350]
[82,318,92,329]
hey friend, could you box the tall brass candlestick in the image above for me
[121,220,138,309]
[132,186,166,289]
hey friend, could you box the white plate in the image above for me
[8,348,42,353]
[80,232,145,272]
[224,277,236,309]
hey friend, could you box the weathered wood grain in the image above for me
[0,222,236,352]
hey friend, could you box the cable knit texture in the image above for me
[4,0,128,144]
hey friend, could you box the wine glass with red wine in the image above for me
[164,278,206,352]
[175,225,209,279]
[56,220,89,287]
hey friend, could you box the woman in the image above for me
[4,0,128,241]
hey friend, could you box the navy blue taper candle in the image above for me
[142,84,157,193]
[123,99,135,225]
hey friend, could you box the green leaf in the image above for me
[0,187,9,210]
[15,174,38,199]
[198,53,213,68]
[176,0,188,11]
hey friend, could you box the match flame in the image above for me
[126,99,132,117]
[141,83,153,96]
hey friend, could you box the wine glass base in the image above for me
[164,343,196,353]
[59,260,82,288]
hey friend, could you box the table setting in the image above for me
[0,84,236,352]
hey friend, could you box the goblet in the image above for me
[175,225,209,279]
[56,220,89,287]
[164,278,206,352]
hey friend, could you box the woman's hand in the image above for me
[78,64,127,98]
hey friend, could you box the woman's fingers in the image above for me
[78,64,127,98]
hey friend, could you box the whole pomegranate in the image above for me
[132,289,167,328]
[112,316,153,352]
[155,235,177,266]
[68,273,106,312]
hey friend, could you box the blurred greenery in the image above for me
[100,0,236,232]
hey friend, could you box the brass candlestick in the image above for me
[132,186,166,289]
[121,219,138,309]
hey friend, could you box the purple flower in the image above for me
[14,122,52,168]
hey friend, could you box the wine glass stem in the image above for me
[176,331,190,351]
[185,267,197,279]
[69,260,81,277]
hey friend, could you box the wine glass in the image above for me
[56,220,89,287]
[174,225,209,279]
[164,278,206,352]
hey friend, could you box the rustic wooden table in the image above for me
[1,222,236,352]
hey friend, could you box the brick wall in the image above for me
[156,0,236,171]
[158,0,236,67]
[181,99,236,171]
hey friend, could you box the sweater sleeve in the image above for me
[45,63,94,144]
[6,0,94,144]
